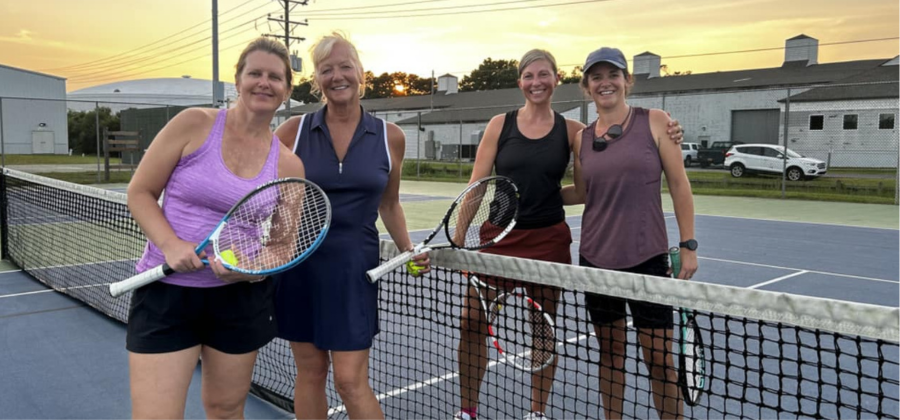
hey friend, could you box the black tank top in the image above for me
[495,110,569,229]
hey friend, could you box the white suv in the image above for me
[725,144,827,181]
[681,142,700,167]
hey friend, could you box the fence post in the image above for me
[781,88,790,198]
[95,102,101,183]
[827,149,832,170]
[416,112,421,178]
[458,116,463,180]
[895,157,899,205]
[0,97,5,168]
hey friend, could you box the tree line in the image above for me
[291,58,586,103]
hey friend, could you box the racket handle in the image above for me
[366,246,428,283]
[668,247,681,278]
[109,264,173,297]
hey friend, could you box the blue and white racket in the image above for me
[109,178,330,297]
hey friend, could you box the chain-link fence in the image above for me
[371,81,898,204]
[1,81,897,203]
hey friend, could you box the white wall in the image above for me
[0,66,68,154]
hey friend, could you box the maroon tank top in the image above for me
[579,107,668,269]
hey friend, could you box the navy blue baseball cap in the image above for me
[583,47,628,73]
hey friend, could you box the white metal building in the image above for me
[0,64,68,155]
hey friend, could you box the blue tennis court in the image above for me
[1,178,897,418]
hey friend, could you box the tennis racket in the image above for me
[366,175,519,282]
[469,274,556,372]
[109,178,331,297]
[669,247,707,406]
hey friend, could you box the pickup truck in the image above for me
[697,141,742,168]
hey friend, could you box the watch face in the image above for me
[682,239,698,250]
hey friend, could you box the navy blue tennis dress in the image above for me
[274,106,389,351]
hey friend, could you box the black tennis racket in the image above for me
[109,178,331,297]
[469,274,556,372]
[366,175,519,282]
[669,247,707,406]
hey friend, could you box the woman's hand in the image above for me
[209,256,266,283]
[159,239,205,273]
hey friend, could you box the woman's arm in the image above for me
[126,108,215,273]
[650,109,697,280]
[561,119,587,206]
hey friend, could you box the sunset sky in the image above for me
[1,0,897,92]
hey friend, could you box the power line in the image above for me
[39,0,262,72]
[66,13,270,82]
[306,0,612,19]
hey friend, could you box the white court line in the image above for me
[570,240,896,284]
[327,328,597,416]
[0,269,24,274]
[748,270,808,289]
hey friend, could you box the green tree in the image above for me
[459,58,519,92]
[291,75,319,104]
[67,107,120,155]
[560,66,583,84]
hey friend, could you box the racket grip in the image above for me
[366,247,426,283]
[109,264,171,297]
[668,247,681,278]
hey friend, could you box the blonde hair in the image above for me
[518,49,558,77]
[234,37,293,89]
[309,32,366,100]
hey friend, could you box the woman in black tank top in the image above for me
[453,49,583,420]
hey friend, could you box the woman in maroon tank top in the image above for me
[565,47,698,420]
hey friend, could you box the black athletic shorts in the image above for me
[126,279,277,354]
[581,254,674,329]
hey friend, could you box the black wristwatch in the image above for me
[679,239,699,251]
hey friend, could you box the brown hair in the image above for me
[234,37,293,89]
[580,65,634,97]
[518,49,558,77]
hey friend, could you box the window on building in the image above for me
[809,115,824,130]
[843,114,858,130]
[879,113,895,130]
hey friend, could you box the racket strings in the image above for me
[491,292,557,371]
[217,182,329,272]
[447,179,518,249]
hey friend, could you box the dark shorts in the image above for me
[126,280,277,355]
[580,254,674,329]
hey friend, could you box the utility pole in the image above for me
[212,0,222,107]
[264,0,308,121]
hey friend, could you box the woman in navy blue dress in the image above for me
[273,32,429,420]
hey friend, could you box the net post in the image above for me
[0,170,7,260]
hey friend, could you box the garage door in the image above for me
[731,109,781,145]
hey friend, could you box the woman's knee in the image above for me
[333,366,371,400]
[292,345,330,383]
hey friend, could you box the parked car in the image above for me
[724,144,827,181]
[681,142,700,167]
[698,141,742,167]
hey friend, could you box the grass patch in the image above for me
[2,154,121,165]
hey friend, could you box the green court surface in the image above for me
[392,180,899,231]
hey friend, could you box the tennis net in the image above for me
[2,168,898,419]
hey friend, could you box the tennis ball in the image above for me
[220,249,238,266]
[406,260,423,277]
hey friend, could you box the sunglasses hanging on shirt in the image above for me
[593,106,633,152]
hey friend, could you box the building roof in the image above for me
[290,57,893,119]
[0,63,66,81]
[780,64,900,103]
[67,77,300,111]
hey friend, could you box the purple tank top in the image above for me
[135,109,281,287]
[579,107,667,269]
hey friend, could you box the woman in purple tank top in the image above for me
[564,47,697,420]
[124,38,304,418]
